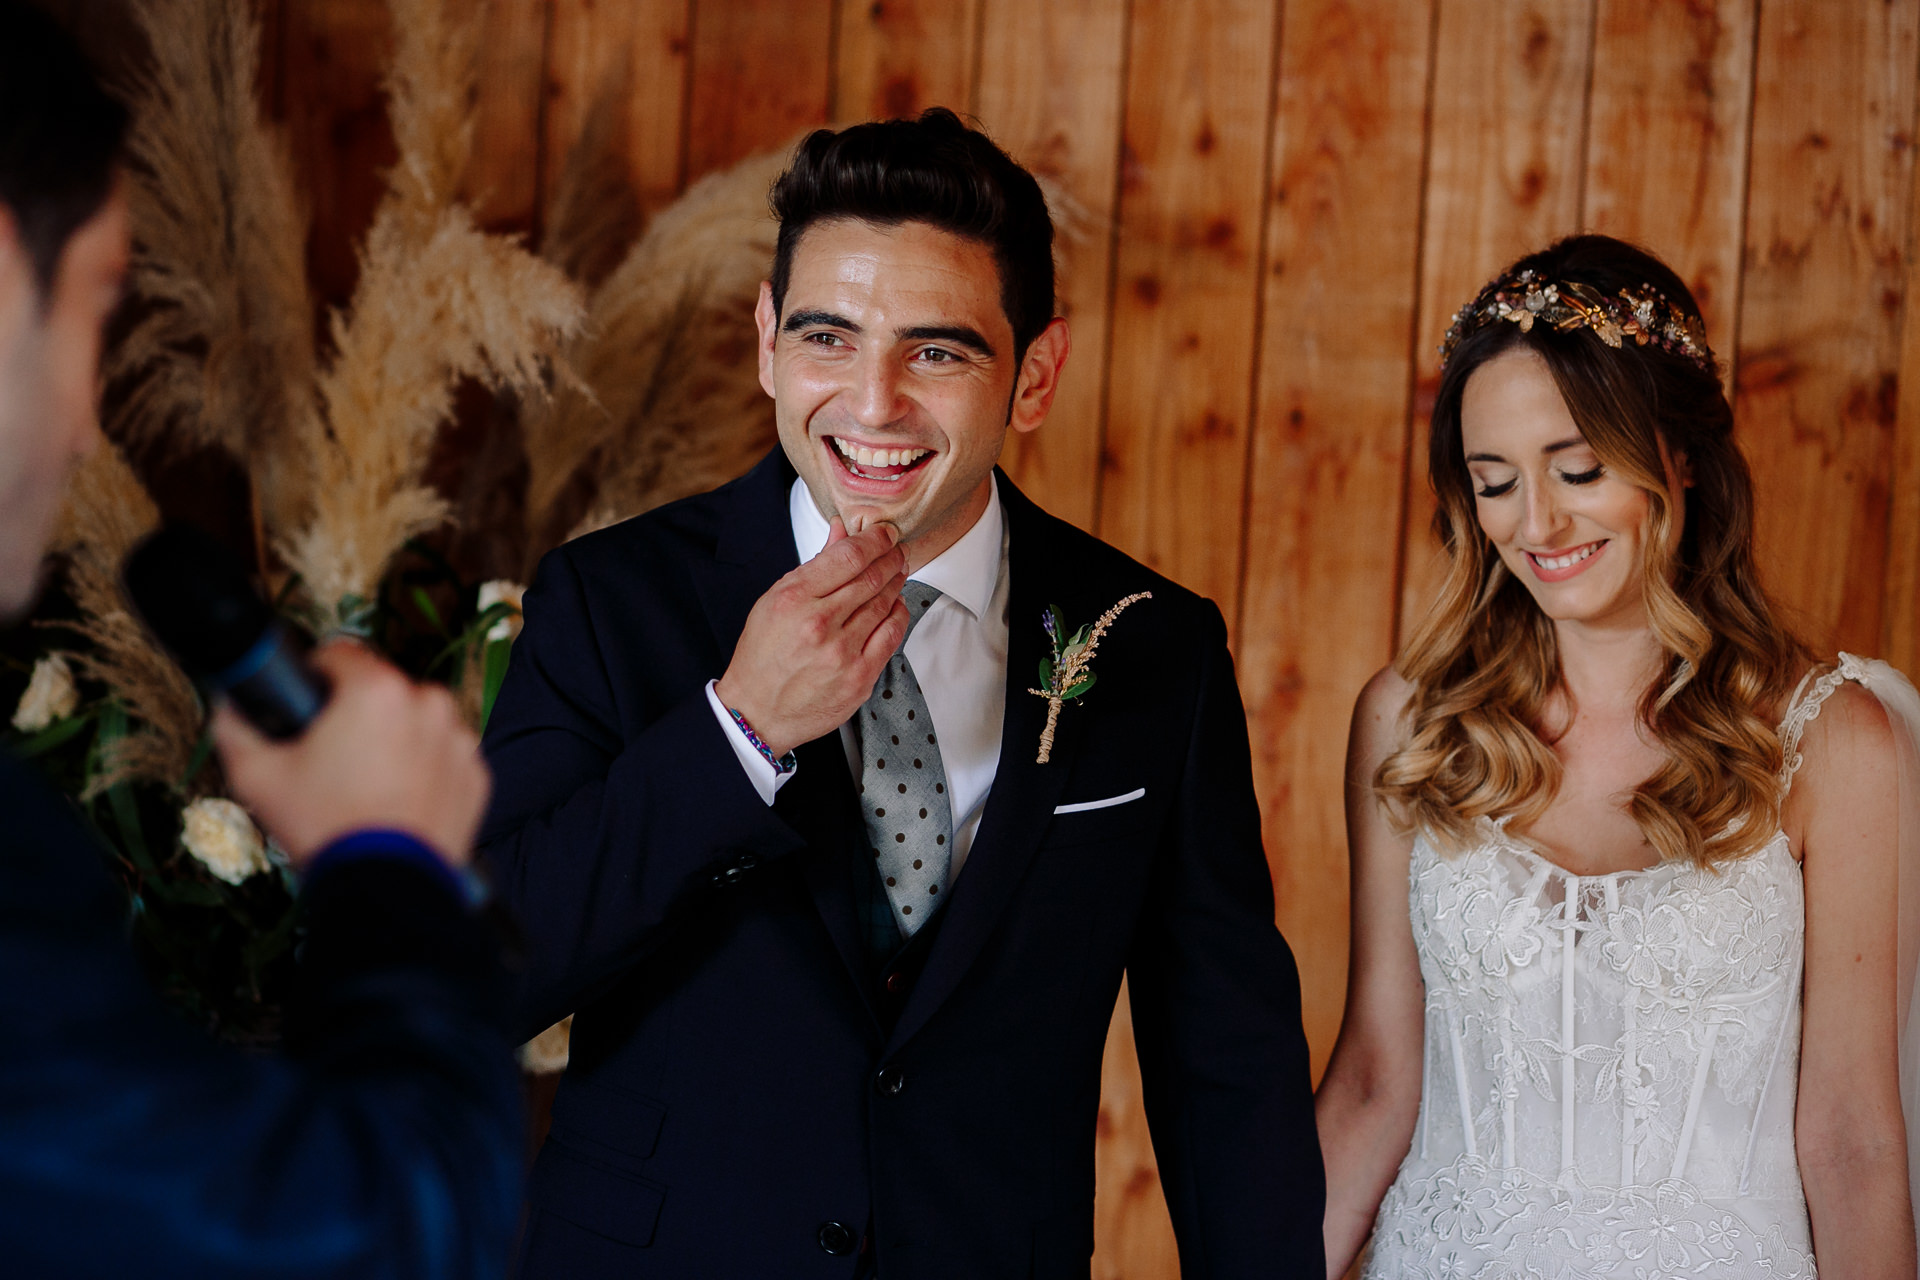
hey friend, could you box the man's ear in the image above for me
[1009,316,1071,436]
[754,280,779,399]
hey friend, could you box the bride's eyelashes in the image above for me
[1473,465,1604,499]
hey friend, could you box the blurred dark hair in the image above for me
[1380,233,1807,868]
[0,0,128,296]
[768,107,1054,361]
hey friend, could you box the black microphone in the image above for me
[123,525,331,740]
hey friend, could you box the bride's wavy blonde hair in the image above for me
[1378,235,1807,866]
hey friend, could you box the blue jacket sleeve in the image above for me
[0,755,523,1280]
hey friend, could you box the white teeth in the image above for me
[1534,543,1601,571]
[831,439,929,473]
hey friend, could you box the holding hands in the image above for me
[714,514,910,760]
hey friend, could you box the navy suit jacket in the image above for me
[0,753,523,1277]
[480,451,1323,1279]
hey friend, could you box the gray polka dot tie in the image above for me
[859,585,951,937]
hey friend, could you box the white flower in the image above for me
[477,580,525,644]
[180,797,270,885]
[12,653,78,732]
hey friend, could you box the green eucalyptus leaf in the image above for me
[1069,624,1091,647]
[104,783,154,874]
[428,601,516,675]
[409,585,447,636]
[12,712,92,758]
[480,638,513,731]
[1038,656,1054,687]
[166,878,227,907]
[1064,673,1097,700]
[181,728,216,788]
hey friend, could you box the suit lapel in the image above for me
[885,477,1084,1054]
[690,452,879,1018]
[693,450,801,650]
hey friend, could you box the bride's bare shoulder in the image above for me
[1351,664,1417,759]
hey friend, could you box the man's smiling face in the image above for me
[757,217,1054,569]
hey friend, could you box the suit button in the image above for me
[817,1221,857,1255]
[875,1066,906,1096]
[884,972,906,994]
[709,852,761,889]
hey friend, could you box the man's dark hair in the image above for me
[0,0,128,296]
[768,108,1055,362]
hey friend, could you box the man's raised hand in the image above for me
[714,516,910,759]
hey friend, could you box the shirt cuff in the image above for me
[303,829,489,908]
[705,679,795,805]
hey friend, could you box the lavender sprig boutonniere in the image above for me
[1027,592,1152,763]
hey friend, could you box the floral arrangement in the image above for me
[2,0,782,1048]
[1029,595,1151,763]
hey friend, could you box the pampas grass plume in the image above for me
[280,0,584,627]
[523,148,790,564]
[108,0,317,537]
[50,445,203,796]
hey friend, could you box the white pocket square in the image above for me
[1053,787,1146,815]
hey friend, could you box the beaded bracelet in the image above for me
[726,706,797,775]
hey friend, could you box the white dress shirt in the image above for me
[705,476,1010,880]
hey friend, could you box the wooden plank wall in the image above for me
[214,0,1920,1273]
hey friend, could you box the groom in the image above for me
[480,108,1323,1278]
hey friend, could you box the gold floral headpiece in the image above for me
[1439,268,1714,374]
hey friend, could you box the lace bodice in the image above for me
[1362,657,1880,1279]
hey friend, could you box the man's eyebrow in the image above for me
[1464,436,1586,464]
[899,324,996,357]
[782,309,860,333]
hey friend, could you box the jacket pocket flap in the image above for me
[532,1142,666,1248]
[551,1078,667,1161]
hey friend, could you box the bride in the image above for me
[1316,234,1920,1277]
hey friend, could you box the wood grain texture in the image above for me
[1099,0,1280,626]
[460,0,548,231]
[276,0,394,307]
[974,0,1129,532]
[832,0,980,122]
[684,0,834,178]
[73,4,1920,1275]
[1091,986,1178,1280]
[1394,0,1597,647]
[1240,0,1436,1083]
[1889,86,1920,678]
[1582,0,1755,371]
[542,0,691,218]
[1735,0,1919,657]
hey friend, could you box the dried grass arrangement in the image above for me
[12,0,787,1043]
[521,148,785,565]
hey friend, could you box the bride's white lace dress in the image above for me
[1360,663,1880,1279]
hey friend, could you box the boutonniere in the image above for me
[1028,592,1152,763]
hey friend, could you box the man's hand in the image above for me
[211,641,490,870]
[714,516,910,759]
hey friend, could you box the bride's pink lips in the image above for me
[1524,539,1608,583]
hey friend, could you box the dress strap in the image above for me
[1777,653,1873,798]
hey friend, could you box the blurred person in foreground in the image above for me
[0,4,522,1276]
